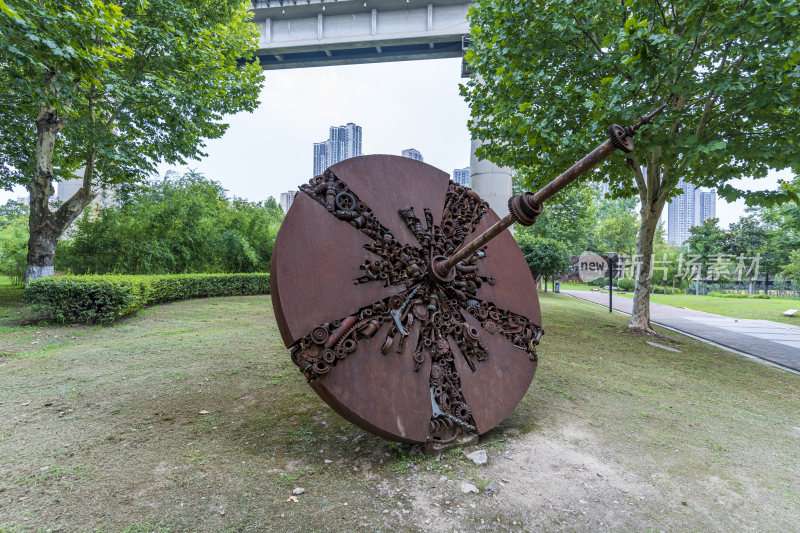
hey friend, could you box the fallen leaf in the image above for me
[501,477,510,483]
[286,496,299,503]
[218,509,225,516]
[21,401,30,406]
[199,410,210,415]
[30,341,38,345]
[18,496,27,502]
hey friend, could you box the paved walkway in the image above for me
[562,290,800,373]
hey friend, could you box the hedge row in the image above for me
[587,277,636,290]
[24,273,270,324]
[707,291,771,299]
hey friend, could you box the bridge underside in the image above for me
[251,0,470,70]
[257,39,462,70]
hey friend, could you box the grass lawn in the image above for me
[618,292,800,325]
[0,288,798,531]
[561,280,800,325]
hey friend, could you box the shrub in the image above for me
[589,276,627,287]
[0,201,29,285]
[56,172,284,275]
[24,273,270,324]
[617,278,636,291]
[706,291,771,299]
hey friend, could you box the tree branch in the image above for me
[626,156,647,204]
[575,17,604,57]
[54,85,99,232]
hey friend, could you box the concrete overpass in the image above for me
[251,0,470,70]
[250,0,512,216]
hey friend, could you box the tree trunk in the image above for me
[25,104,61,282]
[629,200,664,332]
[24,103,96,283]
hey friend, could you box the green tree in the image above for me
[463,0,800,332]
[0,0,263,282]
[595,193,637,221]
[757,232,788,295]
[756,175,800,291]
[783,250,800,282]
[593,210,639,257]
[651,235,684,294]
[0,200,28,284]
[686,218,725,294]
[516,235,570,291]
[515,181,597,255]
[0,199,28,220]
[56,171,283,275]
[724,215,767,293]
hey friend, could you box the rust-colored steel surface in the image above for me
[271,155,542,444]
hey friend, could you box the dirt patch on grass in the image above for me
[0,293,798,531]
[620,325,678,344]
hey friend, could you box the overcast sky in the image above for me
[1,57,788,228]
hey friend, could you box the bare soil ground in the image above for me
[0,290,798,532]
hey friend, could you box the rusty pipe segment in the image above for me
[434,102,669,280]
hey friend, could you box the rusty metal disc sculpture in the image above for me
[271,103,667,445]
[271,155,542,444]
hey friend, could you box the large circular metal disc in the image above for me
[271,155,543,444]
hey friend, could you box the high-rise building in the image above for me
[453,167,470,187]
[280,190,297,213]
[699,190,716,222]
[667,179,717,246]
[313,142,327,177]
[312,122,362,175]
[55,175,117,208]
[401,148,423,162]
[56,178,83,203]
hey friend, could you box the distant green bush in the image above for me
[55,172,284,275]
[707,291,771,299]
[0,200,29,285]
[24,273,270,324]
[617,278,636,291]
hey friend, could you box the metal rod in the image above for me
[530,140,617,207]
[434,138,616,277]
[433,102,668,279]
[435,213,515,276]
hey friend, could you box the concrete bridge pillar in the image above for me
[469,139,512,218]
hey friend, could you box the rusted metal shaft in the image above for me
[529,140,617,206]
[433,103,668,279]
